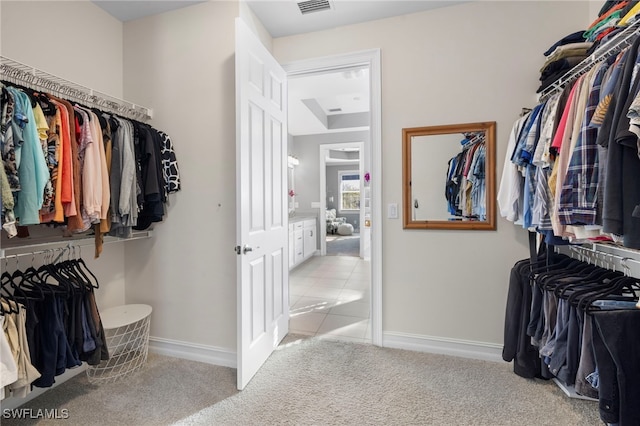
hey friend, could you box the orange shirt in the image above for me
[49,100,75,222]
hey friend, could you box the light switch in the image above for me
[387,203,398,219]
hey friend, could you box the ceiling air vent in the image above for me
[297,0,332,15]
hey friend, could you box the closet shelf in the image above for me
[0,230,153,259]
[552,379,598,402]
[538,21,640,101]
[558,241,640,280]
[0,56,153,121]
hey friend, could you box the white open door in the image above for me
[235,18,289,390]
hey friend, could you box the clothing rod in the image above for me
[539,21,640,101]
[1,245,76,265]
[0,56,153,121]
[567,245,640,265]
[556,244,640,278]
[0,230,153,260]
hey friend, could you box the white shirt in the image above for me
[498,115,527,224]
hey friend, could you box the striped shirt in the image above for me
[557,59,610,225]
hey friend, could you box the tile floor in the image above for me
[289,254,371,343]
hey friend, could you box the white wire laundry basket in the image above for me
[86,304,152,384]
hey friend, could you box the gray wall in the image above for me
[326,164,359,230]
[291,130,369,214]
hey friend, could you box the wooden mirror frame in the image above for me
[402,121,496,230]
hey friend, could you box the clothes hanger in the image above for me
[559,268,624,301]
[36,249,73,296]
[52,246,96,293]
[72,248,100,289]
[0,257,41,313]
[0,269,20,314]
[537,260,595,291]
[565,257,636,311]
[554,262,618,292]
[582,275,640,312]
[527,251,575,274]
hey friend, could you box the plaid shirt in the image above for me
[557,59,610,225]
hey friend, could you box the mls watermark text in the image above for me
[2,408,69,420]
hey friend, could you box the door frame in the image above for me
[319,142,364,257]
[283,49,382,346]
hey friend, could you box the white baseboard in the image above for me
[1,364,88,410]
[383,332,503,363]
[148,336,236,368]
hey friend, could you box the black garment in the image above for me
[538,70,568,93]
[32,295,81,388]
[133,124,165,230]
[603,35,640,248]
[502,259,543,379]
[79,293,99,364]
[527,274,545,343]
[540,56,587,81]
[591,310,640,425]
[543,30,587,56]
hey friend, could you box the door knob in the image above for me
[234,245,254,255]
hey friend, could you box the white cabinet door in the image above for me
[303,219,316,259]
[294,229,304,264]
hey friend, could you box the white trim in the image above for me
[383,332,503,363]
[1,364,88,410]
[283,48,383,347]
[319,148,328,256]
[320,142,364,256]
[148,336,236,368]
[369,49,382,346]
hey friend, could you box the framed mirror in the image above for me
[402,121,496,230]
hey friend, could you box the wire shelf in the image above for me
[0,56,152,121]
[539,21,640,102]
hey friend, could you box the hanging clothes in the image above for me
[445,134,487,221]
[0,80,182,257]
[503,247,640,425]
[5,86,50,226]
[1,252,109,398]
[499,29,640,249]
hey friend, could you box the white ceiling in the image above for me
[245,0,466,38]
[92,1,206,22]
[92,0,465,136]
[92,1,467,35]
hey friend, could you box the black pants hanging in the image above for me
[591,310,640,425]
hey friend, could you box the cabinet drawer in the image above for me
[303,219,316,228]
[293,222,304,230]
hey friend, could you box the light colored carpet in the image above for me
[3,335,601,425]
